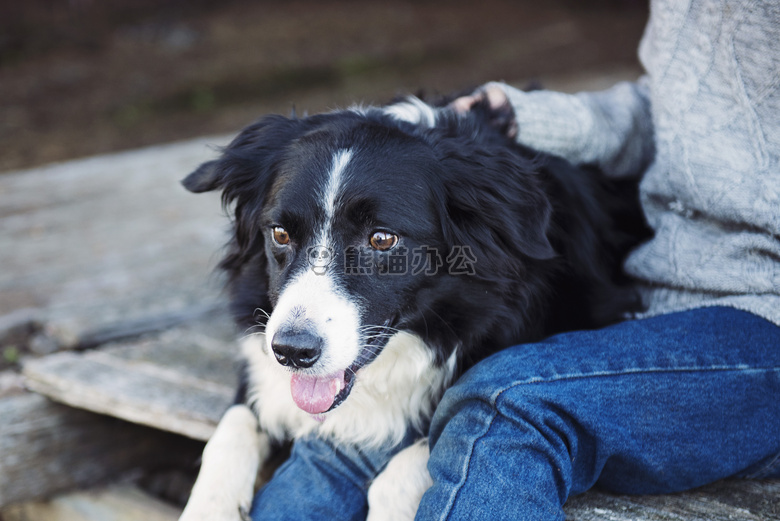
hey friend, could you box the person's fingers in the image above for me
[482,85,509,110]
[448,93,482,113]
[448,85,509,114]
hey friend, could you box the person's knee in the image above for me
[429,356,579,450]
[426,377,585,506]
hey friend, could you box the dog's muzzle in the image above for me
[269,318,397,417]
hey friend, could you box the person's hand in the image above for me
[448,84,517,139]
[448,84,510,114]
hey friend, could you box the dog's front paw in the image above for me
[179,405,268,521]
[367,439,432,521]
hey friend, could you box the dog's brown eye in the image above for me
[272,226,290,245]
[369,231,398,251]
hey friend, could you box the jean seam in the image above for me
[439,406,500,521]
[488,365,780,403]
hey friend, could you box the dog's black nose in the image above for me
[271,329,323,368]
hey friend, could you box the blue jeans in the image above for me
[251,307,780,520]
[251,428,419,520]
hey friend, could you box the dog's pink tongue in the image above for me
[290,371,346,415]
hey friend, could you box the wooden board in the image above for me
[1,484,181,521]
[22,321,244,441]
[0,136,230,350]
[0,393,202,508]
[565,479,780,520]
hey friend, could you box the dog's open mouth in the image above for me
[288,319,395,417]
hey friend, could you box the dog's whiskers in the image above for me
[362,333,394,340]
[253,308,272,321]
[359,324,401,333]
[237,308,272,340]
[355,344,385,359]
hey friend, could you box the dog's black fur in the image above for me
[185,99,649,385]
[180,95,651,519]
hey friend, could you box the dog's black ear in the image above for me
[435,142,556,280]
[183,114,302,201]
[182,160,221,193]
[182,114,304,328]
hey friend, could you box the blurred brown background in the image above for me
[0,0,648,173]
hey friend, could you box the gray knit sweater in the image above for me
[491,0,780,327]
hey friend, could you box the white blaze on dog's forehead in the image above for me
[317,148,353,247]
[383,96,437,127]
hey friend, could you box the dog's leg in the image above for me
[179,404,270,521]
[367,438,433,521]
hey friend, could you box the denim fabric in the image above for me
[250,307,780,521]
[418,307,780,520]
[250,429,419,520]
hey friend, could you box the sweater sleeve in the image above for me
[487,79,655,179]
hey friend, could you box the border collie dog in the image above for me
[178,96,647,521]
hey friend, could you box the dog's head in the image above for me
[183,98,555,419]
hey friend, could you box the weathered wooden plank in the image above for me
[680,479,780,518]
[565,480,780,520]
[0,136,231,350]
[1,484,181,521]
[22,322,244,440]
[0,393,202,508]
[0,369,25,398]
